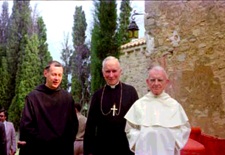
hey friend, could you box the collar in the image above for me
[107,81,120,89]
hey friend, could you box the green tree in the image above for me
[0,1,9,59]
[36,16,52,82]
[6,0,36,126]
[90,0,119,93]
[9,34,41,129]
[6,0,32,113]
[0,57,11,110]
[0,1,10,110]
[117,0,132,46]
[70,6,90,108]
[28,3,52,72]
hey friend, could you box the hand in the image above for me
[10,149,16,155]
[18,141,26,145]
[17,141,26,148]
[11,152,16,155]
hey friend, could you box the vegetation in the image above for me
[90,0,132,93]
[0,0,52,129]
[0,0,132,127]
[70,6,90,111]
[90,0,119,93]
[117,0,132,46]
[60,33,72,90]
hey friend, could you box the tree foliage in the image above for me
[0,57,11,110]
[0,1,10,110]
[60,33,72,90]
[70,6,90,109]
[0,0,53,129]
[117,0,132,46]
[36,16,52,80]
[6,1,32,117]
[90,0,119,93]
[9,34,41,129]
[0,1,9,56]
[0,0,134,128]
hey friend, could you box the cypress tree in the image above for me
[0,57,10,110]
[6,0,32,113]
[9,34,41,129]
[0,1,9,58]
[36,16,52,82]
[70,6,90,107]
[60,33,72,91]
[90,0,119,93]
[117,0,132,46]
[0,1,10,110]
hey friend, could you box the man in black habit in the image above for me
[18,60,78,155]
[84,56,139,155]
[0,122,6,155]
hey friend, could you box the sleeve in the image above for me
[175,122,191,149]
[125,121,141,152]
[170,121,191,152]
[19,95,38,144]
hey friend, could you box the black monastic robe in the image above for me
[0,122,6,155]
[84,82,139,155]
[19,84,78,155]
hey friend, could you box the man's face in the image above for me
[102,60,122,86]
[44,65,63,89]
[0,112,6,122]
[146,69,169,95]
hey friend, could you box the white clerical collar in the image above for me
[107,82,120,89]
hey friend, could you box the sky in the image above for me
[2,0,145,62]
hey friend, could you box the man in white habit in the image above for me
[124,65,191,155]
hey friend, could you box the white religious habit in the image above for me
[124,91,191,155]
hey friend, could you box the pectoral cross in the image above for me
[111,104,118,116]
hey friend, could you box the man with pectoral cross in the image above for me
[84,56,139,155]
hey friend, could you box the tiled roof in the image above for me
[121,38,146,49]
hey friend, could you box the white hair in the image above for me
[148,65,168,79]
[102,56,120,69]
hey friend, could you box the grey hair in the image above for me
[148,65,168,79]
[102,56,120,69]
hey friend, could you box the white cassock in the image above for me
[124,91,191,155]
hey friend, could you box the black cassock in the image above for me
[0,122,6,155]
[84,82,138,155]
[19,84,78,155]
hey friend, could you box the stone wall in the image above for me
[120,0,225,138]
[146,0,225,138]
[120,38,149,97]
